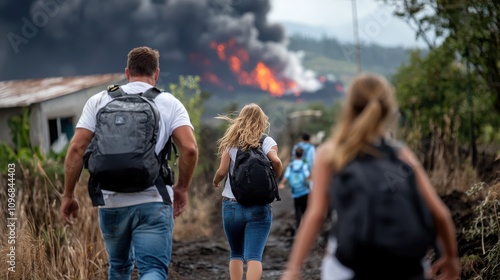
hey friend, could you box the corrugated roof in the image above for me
[0,73,125,108]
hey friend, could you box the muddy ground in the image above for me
[169,187,327,280]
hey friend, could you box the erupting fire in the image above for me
[207,40,298,96]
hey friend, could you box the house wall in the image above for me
[38,79,125,153]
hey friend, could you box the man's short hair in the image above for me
[295,147,304,158]
[301,133,311,141]
[127,46,160,77]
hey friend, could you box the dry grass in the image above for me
[172,180,220,242]
[0,160,108,279]
[400,116,480,195]
[0,156,218,279]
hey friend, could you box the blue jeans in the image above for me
[98,202,173,280]
[222,200,272,262]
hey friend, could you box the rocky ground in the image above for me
[169,188,327,280]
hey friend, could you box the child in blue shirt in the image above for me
[279,147,310,234]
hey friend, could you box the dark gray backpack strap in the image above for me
[259,134,267,146]
[107,84,126,98]
[141,87,162,100]
[379,138,406,160]
[142,87,170,204]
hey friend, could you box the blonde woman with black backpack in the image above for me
[213,103,283,280]
[281,74,460,280]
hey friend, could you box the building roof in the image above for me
[0,73,125,108]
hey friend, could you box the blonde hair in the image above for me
[216,103,270,156]
[326,74,398,170]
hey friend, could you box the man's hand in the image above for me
[61,196,80,224]
[173,186,188,218]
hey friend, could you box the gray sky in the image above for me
[268,0,427,47]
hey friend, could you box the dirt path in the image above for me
[169,188,326,279]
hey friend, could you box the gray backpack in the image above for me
[84,85,172,206]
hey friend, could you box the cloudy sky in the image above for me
[268,0,427,47]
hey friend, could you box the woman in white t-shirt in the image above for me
[213,103,283,280]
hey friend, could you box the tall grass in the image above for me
[400,115,479,195]
[0,154,219,279]
[400,116,500,279]
[0,156,108,279]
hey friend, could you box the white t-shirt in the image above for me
[77,81,194,208]
[221,136,278,199]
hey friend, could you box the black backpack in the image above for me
[329,140,435,277]
[229,135,281,206]
[84,85,174,206]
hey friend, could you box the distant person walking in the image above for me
[213,103,283,280]
[281,74,459,280]
[279,147,310,233]
[292,133,315,189]
[61,46,198,279]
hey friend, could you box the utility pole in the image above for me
[351,0,362,74]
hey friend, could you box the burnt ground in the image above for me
[169,187,327,280]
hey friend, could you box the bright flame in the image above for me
[208,40,297,96]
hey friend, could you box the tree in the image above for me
[384,0,500,113]
[393,45,498,143]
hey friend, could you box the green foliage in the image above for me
[393,46,499,143]
[7,107,31,150]
[383,0,500,113]
[167,75,212,179]
[168,76,208,143]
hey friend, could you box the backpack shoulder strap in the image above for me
[141,87,162,100]
[259,134,268,145]
[107,84,126,98]
[379,138,405,161]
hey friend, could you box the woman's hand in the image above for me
[432,255,460,280]
[213,179,221,188]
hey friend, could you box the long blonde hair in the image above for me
[326,74,398,170]
[216,103,270,157]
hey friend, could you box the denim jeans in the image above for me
[222,199,272,262]
[98,202,173,280]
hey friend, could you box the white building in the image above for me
[0,73,126,154]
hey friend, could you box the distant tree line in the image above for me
[288,35,411,76]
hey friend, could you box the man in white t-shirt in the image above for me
[61,46,198,280]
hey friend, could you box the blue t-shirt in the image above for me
[284,159,310,198]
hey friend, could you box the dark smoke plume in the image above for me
[0,0,319,91]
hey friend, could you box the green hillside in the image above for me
[289,35,412,85]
